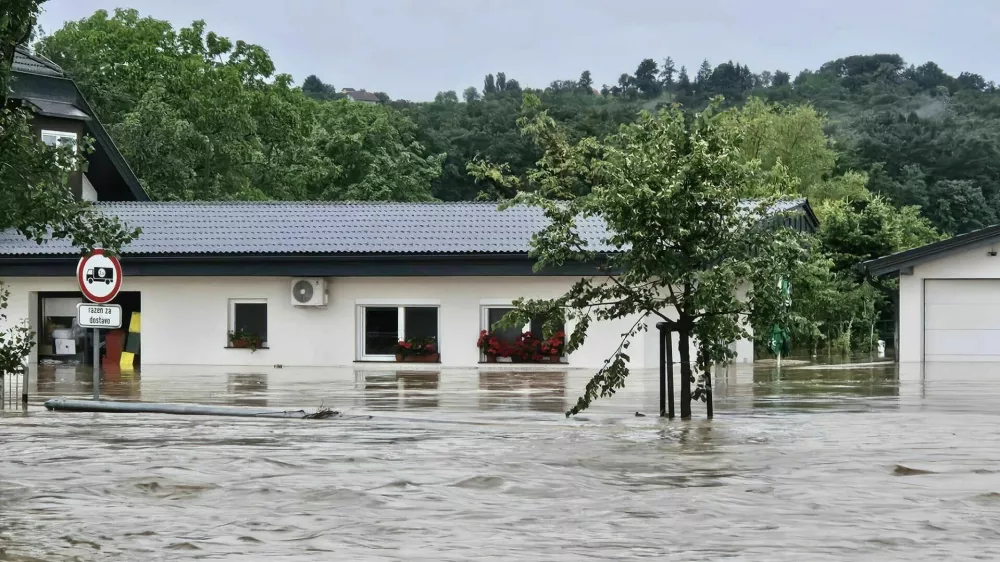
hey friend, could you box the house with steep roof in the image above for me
[2,48,819,370]
[8,46,148,202]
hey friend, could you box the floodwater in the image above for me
[3,361,1000,561]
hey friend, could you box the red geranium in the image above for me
[395,337,437,356]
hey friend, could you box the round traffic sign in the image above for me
[77,249,123,304]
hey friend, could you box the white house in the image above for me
[2,48,819,371]
[866,227,1000,363]
[0,200,820,370]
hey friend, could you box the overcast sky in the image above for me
[37,0,1000,101]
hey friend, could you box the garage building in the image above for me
[866,226,1000,363]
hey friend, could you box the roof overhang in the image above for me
[24,97,91,121]
[9,69,149,202]
[864,224,1000,276]
[0,252,608,278]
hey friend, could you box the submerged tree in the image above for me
[1,0,138,376]
[471,95,806,416]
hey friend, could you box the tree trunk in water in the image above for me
[678,324,692,419]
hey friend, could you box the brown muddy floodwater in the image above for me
[2,362,1000,561]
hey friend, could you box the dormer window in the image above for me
[41,129,77,150]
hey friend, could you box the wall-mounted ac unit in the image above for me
[290,278,327,307]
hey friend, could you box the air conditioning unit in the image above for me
[290,278,327,307]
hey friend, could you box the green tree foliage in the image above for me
[659,57,676,88]
[677,66,692,93]
[36,7,1000,239]
[302,74,338,101]
[797,195,939,352]
[29,6,1000,357]
[2,0,138,376]
[722,98,837,192]
[305,100,443,201]
[36,8,440,202]
[462,86,480,103]
[472,96,806,416]
[633,58,660,98]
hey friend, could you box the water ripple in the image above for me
[4,364,1000,560]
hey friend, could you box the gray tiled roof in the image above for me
[344,90,381,102]
[0,202,613,256]
[12,47,64,77]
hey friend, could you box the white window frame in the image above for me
[479,304,530,363]
[480,304,531,334]
[40,130,78,169]
[228,298,268,347]
[356,302,440,361]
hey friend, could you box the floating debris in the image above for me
[304,407,338,420]
[44,399,340,420]
[892,464,936,476]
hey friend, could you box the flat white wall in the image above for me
[0,275,651,369]
[639,282,754,367]
[81,173,98,202]
[898,237,1000,362]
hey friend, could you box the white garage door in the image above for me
[925,279,1000,362]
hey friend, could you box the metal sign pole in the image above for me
[92,328,100,400]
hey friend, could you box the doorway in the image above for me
[36,291,141,367]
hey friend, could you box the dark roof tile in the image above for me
[11,47,64,77]
[0,199,814,257]
[0,202,612,256]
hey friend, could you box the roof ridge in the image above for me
[13,45,64,74]
[96,200,513,206]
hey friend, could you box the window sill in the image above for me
[478,361,567,365]
[354,360,442,364]
[224,346,270,350]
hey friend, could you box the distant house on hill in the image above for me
[340,88,381,104]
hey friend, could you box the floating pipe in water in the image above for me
[44,399,341,419]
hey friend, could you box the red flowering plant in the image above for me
[539,330,566,357]
[515,332,543,361]
[477,330,507,358]
[395,337,437,357]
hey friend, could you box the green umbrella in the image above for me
[769,324,792,357]
[769,278,792,357]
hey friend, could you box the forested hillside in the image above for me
[33,8,1000,238]
[26,7,1000,353]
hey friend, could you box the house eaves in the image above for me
[10,48,149,202]
[863,223,1000,276]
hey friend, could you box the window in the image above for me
[41,130,78,169]
[41,129,78,150]
[485,307,524,348]
[481,305,567,358]
[229,299,268,347]
[358,305,439,360]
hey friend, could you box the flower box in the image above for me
[479,330,566,364]
[395,337,438,363]
[227,330,264,352]
[395,353,440,363]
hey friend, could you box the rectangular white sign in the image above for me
[76,303,123,329]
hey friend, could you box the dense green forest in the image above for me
[33,9,1000,236]
[28,7,999,353]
